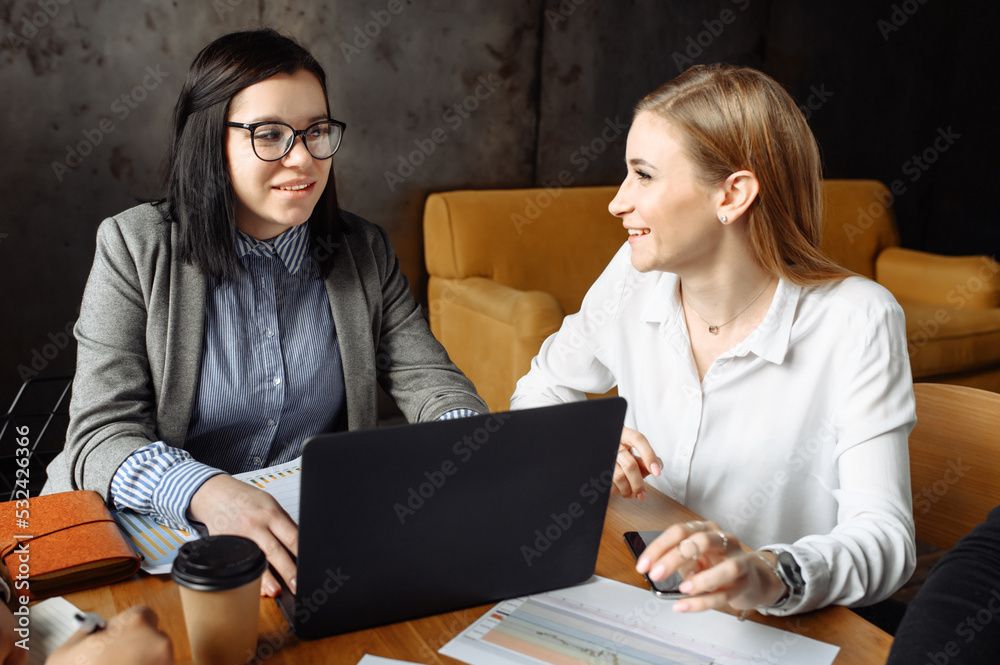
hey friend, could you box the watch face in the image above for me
[777,551,806,588]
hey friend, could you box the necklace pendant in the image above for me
[708,325,719,335]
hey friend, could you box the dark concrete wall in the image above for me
[1,0,997,410]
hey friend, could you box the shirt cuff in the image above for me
[156,460,226,530]
[111,442,223,531]
[437,408,479,420]
[756,546,828,616]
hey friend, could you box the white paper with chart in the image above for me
[112,456,302,574]
[440,576,839,665]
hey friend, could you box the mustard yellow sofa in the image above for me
[424,180,1000,411]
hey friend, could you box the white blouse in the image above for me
[511,243,916,614]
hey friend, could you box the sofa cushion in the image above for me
[900,297,1000,377]
[425,187,622,315]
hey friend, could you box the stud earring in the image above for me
[720,215,728,223]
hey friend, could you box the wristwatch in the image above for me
[767,549,806,609]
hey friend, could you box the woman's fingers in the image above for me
[620,427,664,477]
[614,447,646,498]
[260,569,282,598]
[190,474,299,596]
[615,427,665,499]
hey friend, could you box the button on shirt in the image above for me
[511,243,916,614]
[111,223,475,529]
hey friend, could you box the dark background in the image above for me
[1,0,998,413]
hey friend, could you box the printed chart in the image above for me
[441,577,839,665]
[234,458,302,523]
[113,457,303,573]
[113,510,199,574]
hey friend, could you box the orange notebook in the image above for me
[0,490,140,600]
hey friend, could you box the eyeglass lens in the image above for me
[252,122,342,160]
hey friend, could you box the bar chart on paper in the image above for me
[234,457,302,523]
[113,457,304,573]
[114,510,199,574]
[440,577,839,665]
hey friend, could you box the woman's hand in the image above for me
[635,521,787,613]
[613,427,663,500]
[189,474,298,597]
[47,606,173,665]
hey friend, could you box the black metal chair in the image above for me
[0,376,73,500]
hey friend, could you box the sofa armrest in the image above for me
[429,276,564,411]
[876,247,1000,308]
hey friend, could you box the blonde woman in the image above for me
[512,64,915,617]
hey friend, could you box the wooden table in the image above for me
[66,489,891,664]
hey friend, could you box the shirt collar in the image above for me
[235,223,310,275]
[640,272,801,366]
[734,278,800,365]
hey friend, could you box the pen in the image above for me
[73,611,107,634]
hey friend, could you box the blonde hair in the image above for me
[635,64,852,285]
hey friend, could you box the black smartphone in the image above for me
[623,530,689,598]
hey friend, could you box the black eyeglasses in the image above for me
[225,119,347,161]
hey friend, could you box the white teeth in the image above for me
[278,184,310,191]
[628,228,649,236]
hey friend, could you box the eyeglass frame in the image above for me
[225,118,347,162]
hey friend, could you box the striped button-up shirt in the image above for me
[111,223,474,529]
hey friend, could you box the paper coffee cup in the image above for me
[172,535,268,665]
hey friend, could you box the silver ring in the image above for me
[717,531,729,554]
[678,538,700,561]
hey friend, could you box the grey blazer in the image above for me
[43,203,486,499]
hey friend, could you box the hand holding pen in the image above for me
[47,606,172,665]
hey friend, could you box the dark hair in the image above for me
[161,28,340,282]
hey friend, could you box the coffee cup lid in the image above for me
[171,535,267,592]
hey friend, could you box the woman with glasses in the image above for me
[43,29,486,597]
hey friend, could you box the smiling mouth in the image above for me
[274,183,313,191]
[627,228,650,236]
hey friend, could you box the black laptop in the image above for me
[277,397,627,639]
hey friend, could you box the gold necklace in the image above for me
[684,278,773,335]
